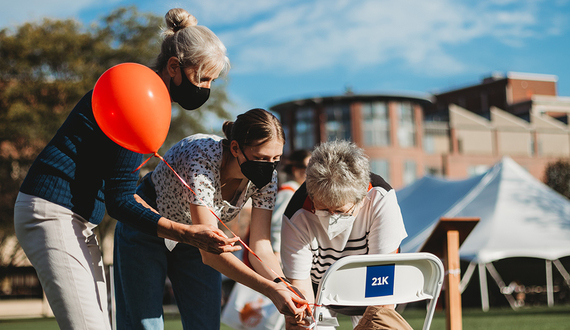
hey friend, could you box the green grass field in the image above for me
[1,305,569,330]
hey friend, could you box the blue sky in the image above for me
[2,0,569,121]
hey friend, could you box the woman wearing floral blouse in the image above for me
[114,108,306,329]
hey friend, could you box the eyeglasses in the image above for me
[313,202,358,218]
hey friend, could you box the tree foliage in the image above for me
[0,6,232,234]
[543,159,570,200]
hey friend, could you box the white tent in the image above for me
[396,157,570,310]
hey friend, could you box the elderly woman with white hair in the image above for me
[280,140,411,330]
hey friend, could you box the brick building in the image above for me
[270,72,570,189]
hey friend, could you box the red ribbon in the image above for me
[140,153,315,322]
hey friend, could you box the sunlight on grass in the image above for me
[1,305,569,330]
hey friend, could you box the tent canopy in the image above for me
[397,157,570,263]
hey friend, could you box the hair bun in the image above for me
[222,121,234,140]
[165,8,198,33]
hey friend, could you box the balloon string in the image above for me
[151,152,315,322]
[133,154,155,173]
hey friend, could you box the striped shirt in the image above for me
[281,174,407,285]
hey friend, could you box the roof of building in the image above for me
[436,71,559,96]
[270,91,434,112]
[507,72,558,82]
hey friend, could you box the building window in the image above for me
[423,121,449,154]
[423,135,434,154]
[397,102,416,148]
[403,160,417,186]
[425,166,442,177]
[325,104,351,141]
[294,107,315,149]
[467,165,489,176]
[370,159,390,180]
[362,101,390,147]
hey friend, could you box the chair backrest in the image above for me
[313,252,444,330]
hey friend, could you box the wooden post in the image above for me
[419,217,479,330]
[444,230,462,330]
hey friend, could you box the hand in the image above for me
[287,285,306,300]
[285,314,313,330]
[157,218,241,254]
[183,224,241,254]
[267,282,308,319]
[282,286,314,330]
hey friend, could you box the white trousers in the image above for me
[14,192,111,330]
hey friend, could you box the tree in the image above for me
[0,7,232,265]
[0,18,98,231]
[543,159,570,200]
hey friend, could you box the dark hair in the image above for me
[222,108,285,148]
[283,149,312,175]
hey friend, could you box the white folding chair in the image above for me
[313,253,444,330]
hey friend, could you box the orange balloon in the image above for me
[92,63,171,154]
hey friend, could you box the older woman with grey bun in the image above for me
[14,7,239,330]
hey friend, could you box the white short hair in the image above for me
[306,140,369,209]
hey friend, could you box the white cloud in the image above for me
[1,0,566,79]
[213,0,563,77]
[184,0,286,26]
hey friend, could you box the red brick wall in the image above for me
[509,79,556,104]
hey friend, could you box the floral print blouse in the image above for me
[152,134,277,225]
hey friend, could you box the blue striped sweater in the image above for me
[19,90,162,235]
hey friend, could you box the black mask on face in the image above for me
[238,147,279,189]
[169,67,210,110]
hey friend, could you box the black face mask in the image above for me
[239,148,279,189]
[169,67,210,110]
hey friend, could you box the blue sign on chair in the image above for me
[365,264,395,298]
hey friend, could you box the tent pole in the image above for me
[460,262,477,293]
[553,259,570,287]
[478,263,489,312]
[485,262,517,310]
[546,260,554,307]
